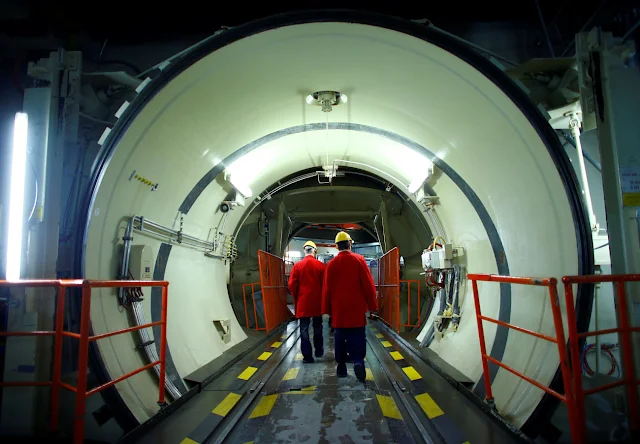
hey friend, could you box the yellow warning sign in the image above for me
[623,192,640,207]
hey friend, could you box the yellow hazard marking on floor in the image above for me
[212,392,242,417]
[249,394,279,418]
[375,333,384,338]
[294,353,303,361]
[258,352,272,361]
[238,366,258,380]
[271,341,282,348]
[283,385,315,394]
[283,368,300,381]
[281,333,288,339]
[462,441,470,444]
[402,366,422,381]
[415,392,444,419]
[381,341,392,348]
[365,368,374,381]
[390,351,404,361]
[181,439,199,444]
[243,442,254,444]
[376,394,403,420]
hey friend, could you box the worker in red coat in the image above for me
[288,241,326,363]
[322,231,378,380]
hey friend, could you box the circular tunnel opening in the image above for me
[229,166,434,335]
[74,10,594,437]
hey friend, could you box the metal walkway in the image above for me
[135,319,523,444]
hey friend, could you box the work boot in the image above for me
[354,363,366,381]
[303,356,315,364]
[315,348,324,358]
[336,363,347,377]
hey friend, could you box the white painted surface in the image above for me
[85,22,583,425]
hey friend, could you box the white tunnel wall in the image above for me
[85,21,583,426]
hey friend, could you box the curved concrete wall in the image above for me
[80,14,591,428]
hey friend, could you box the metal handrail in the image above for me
[563,274,640,441]
[468,274,579,442]
[0,279,169,444]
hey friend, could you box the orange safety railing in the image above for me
[563,274,640,442]
[468,274,579,442]
[377,247,400,332]
[242,282,265,331]
[0,279,168,444]
[400,280,421,328]
[257,250,291,333]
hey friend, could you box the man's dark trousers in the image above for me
[300,316,324,359]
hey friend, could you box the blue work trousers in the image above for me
[300,316,324,359]
[334,327,366,367]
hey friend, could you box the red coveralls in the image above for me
[288,255,325,359]
[322,250,377,374]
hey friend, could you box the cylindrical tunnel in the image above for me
[75,10,593,435]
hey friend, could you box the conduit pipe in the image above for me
[570,115,599,232]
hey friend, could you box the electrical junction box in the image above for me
[422,243,454,270]
[130,245,154,280]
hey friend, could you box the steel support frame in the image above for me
[578,29,640,391]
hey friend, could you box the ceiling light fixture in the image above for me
[6,112,28,281]
[306,91,348,112]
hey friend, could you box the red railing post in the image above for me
[243,285,249,329]
[50,284,66,431]
[615,281,639,432]
[417,282,421,327]
[158,284,168,405]
[252,285,260,330]
[73,281,92,444]
[562,280,587,442]
[407,281,411,327]
[471,279,494,403]
[547,281,581,442]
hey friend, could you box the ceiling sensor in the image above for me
[306,91,348,112]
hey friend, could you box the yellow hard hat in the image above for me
[303,240,317,250]
[335,231,353,243]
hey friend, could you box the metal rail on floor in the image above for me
[365,328,443,444]
[0,279,169,444]
[208,331,301,444]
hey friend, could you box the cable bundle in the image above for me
[581,343,620,378]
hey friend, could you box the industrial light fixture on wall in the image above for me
[226,174,253,198]
[408,164,434,194]
[6,112,28,281]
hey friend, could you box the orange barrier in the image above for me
[563,274,640,442]
[257,250,290,333]
[242,282,264,331]
[0,279,168,444]
[468,274,580,442]
[400,279,421,328]
[377,247,400,332]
